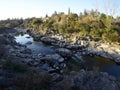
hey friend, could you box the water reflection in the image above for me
[83,56,120,77]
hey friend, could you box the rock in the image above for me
[115,58,120,64]
[73,70,120,90]
[42,63,52,71]
[53,70,120,90]
[16,53,31,58]
[0,34,16,45]
[52,74,63,82]
[39,54,65,73]
[25,41,32,45]
[56,48,72,58]
[58,41,66,48]
[60,63,66,68]
[73,53,84,61]
[20,48,32,54]
[27,60,39,66]
[25,36,31,38]
[41,36,58,45]
[66,45,83,50]
[41,64,56,73]
[33,35,42,41]
[40,54,64,63]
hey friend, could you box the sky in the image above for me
[0,0,120,20]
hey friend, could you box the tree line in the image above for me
[0,9,120,43]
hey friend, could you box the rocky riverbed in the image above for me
[0,28,120,90]
[50,33,120,64]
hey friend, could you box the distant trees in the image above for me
[0,9,120,43]
[0,18,23,28]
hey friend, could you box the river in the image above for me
[15,34,120,78]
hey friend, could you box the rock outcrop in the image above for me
[52,70,120,90]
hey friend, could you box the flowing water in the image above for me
[15,34,55,54]
[15,34,120,78]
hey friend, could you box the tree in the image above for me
[99,13,107,21]
[84,9,88,16]
[45,14,48,18]
[79,12,83,19]
[52,11,57,16]
[68,8,71,14]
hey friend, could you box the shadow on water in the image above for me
[83,55,120,77]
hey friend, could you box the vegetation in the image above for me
[2,60,28,73]
[0,9,120,43]
[14,73,51,90]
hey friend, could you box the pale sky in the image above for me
[0,0,119,20]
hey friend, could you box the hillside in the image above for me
[1,10,120,43]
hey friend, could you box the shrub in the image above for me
[2,60,28,73]
[15,73,51,90]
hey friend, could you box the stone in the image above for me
[42,63,52,71]
[51,74,63,82]
[66,45,83,50]
[60,63,66,68]
[25,36,31,38]
[20,48,32,54]
[73,53,84,61]
[53,70,120,90]
[33,35,42,41]
[41,36,58,45]
[56,48,72,58]
[25,41,32,45]
[27,60,39,66]
[40,54,64,63]
[114,58,120,64]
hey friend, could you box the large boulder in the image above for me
[65,45,83,50]
[114,58,120,64]
[40,54,64,63]
[25,41,32,45]
[33,35,42,41]
[56,48,72,58]
[41,36,58,45]
[39,54,65,73]
[0,34,15,45]
[20,48,32,54]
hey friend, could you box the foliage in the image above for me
[0,9,120,43]
[2,60,28,73]
[14,73,51,90]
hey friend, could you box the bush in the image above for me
[2,60,28,73]
[14,73,51,90]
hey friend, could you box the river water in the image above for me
[15,34,120,78]
[15,34,55,54]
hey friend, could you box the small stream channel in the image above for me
[15,34,55,54]
[15,34,120,78]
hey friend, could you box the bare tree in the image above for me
[94,0,99,11]
[103,0,119,17]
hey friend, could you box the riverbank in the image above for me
[87,42,120,64]
[0,28,120,90]
[34,31,120,64]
